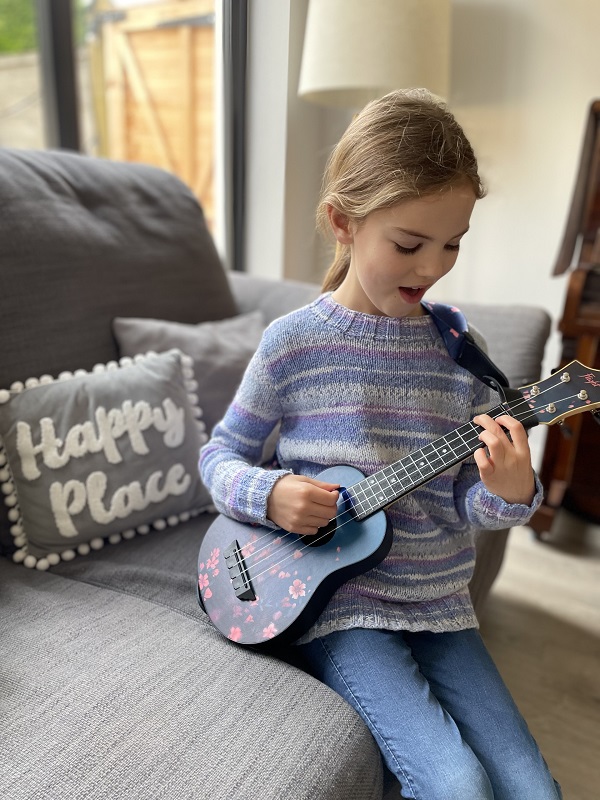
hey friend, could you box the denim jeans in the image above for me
[296,628,562,800]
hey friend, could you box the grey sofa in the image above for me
[0,149,551,800]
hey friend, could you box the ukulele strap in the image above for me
[422,301,510,391]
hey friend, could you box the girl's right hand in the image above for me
[266,474,340,535]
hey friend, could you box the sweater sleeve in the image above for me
[198,342,292,526]
[451,326,544,530]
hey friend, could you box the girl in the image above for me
[199,89,562,800]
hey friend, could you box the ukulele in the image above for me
[197,361,600,648]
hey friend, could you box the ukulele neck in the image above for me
[346,403,508,521]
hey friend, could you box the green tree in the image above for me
[0,0,36,53]
[0,0,88,55]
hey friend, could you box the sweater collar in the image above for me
[311,292,438,341]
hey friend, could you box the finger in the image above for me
[305,512,336,528]
[493,415,531,452]
[293,526,320,536]
[294,519,332,536]
[474,414,507,438]
[473,446,493,473]
[308,486,340,508]
[304,478,341,492]
[475,414,514,452]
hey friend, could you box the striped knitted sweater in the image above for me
[199,293,542,643]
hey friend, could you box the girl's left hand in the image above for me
[472,414,536,506]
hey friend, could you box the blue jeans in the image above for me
[296,628,562,800]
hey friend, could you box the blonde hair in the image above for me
[318,89,486,292]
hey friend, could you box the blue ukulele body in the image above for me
[197,465,390,648]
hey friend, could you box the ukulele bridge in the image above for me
[224,540,256,601]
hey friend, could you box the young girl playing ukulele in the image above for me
[200,89,562,800]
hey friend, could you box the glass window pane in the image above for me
[0,0,47,149]
[79,0,216,229]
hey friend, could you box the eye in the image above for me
[445,243,461,252]
[395,243,420,255]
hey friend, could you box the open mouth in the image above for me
[398,286,427,303]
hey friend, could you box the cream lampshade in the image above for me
[298,0,451,107]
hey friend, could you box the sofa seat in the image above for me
[1,548,384,800]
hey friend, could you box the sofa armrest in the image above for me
[228,271,320,325]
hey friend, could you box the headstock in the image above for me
[516,360,600,426]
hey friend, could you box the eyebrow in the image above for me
[392,226,470,240]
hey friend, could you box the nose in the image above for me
[415,251,450,282]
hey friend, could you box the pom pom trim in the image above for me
[1,349,211,570]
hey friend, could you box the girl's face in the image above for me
[329,186,477,318]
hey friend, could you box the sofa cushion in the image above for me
[0,558,384,800]
[113,310,265,436]
[459,303,551,389]
[0,148,236,389]
[0,350,211,569]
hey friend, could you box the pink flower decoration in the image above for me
[206,549,220,570]
[263,623,277,639]
[289,579,306,599]
[273,611,282,621]
[241,543,255,557]
[245,614,254,623]
[293,550,303,559]
[198,573,210,590]
[204,588,212,599]
[278,571,291,579]
[229,627,242,642]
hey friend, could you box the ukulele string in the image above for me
[240,390,562,584]
[238,389,563,586]
[233,390,542,566]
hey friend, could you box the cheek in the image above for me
[443,251,460,273]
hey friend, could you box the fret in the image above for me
[345,487,367,516]
[406,452,435,478]
[349,417,488,520]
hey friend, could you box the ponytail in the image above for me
[322,243,351,292]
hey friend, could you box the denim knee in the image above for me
[434,760,493,800]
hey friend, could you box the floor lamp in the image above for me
[298,0,451,109]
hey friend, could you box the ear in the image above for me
[327,205,354,245]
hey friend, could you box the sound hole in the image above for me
[300,517,337,548]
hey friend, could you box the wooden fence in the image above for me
[90,0,215,226]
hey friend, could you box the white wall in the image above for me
[245,0,600,382]
[244,0,351,284]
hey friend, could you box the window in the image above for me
[0,0,217,231]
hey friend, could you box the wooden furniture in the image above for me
[530,100,600,538]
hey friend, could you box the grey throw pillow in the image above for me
[0,350,211,570]
[113,311,266,435]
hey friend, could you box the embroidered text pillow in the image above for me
[0,350,211,569]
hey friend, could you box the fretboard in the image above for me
[346,404,506,521]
